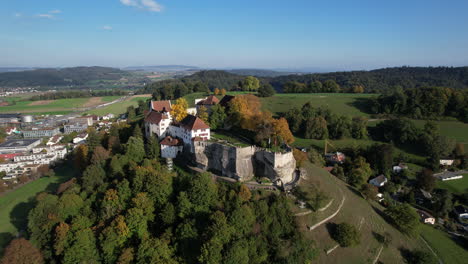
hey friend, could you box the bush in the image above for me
[331,222,361,247]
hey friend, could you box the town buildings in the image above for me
[0,139,41,154]
[22,127,60,138]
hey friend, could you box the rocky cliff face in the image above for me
[192,142,296,184]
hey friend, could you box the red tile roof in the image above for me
[160,136,182,146]
[151,100,172,112]
[179,115,210,131]
[197,95,219,106]
[145,111,169,124]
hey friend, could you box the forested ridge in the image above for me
[0,67,129,87]
[141,66,468,96]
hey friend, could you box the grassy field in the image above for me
[420,224,468,264]
[0,96,123,114]
[260,93,374,117]
[85,95,151,116]
[297,163,431,264]
[436,174,468,194]
[0,165,75,252]
[413,119,468,146]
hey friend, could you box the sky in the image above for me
[1,0,468,70]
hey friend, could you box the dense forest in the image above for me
[366,87,468,122]
[141,67,468,96]
[5,119,313,264]
[0,67,129,87]
[27,90,128,101]
[270,66,468,93]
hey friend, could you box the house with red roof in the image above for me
[169,115,211,146]
[144,100,173,139]
[195,95,219,113]
[160,136,183,159]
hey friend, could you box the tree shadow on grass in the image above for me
[0,232,14,256]
[346,97,375,115]
[9,199,36,236]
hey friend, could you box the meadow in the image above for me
[0,165,75,253]
[419,224,468,264]
[436,174,468,194]
[85,94,152,116]
[0,96,123,115]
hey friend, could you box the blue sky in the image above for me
[1,0,468,70]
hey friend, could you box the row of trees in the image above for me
[27,90,127,101]
[7,109,315,263]
[284,102,368,140]
[282,80,350,93]
[367,87,468,122]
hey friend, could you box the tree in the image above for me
[125,137,145,163]
[258,83,276,97]
[82,164,106,193]
[331,222,361,247]
[351,117,368,139]
[348,156,373,187]
[241,76,260,91]
[127,106,136,120]
[293,149,308,167]
[220,88,227,95]
[304,116,328,139]
[133,124,143,139]
[238,184,251,202]
[1,238,44,264]
[146,134,160,160]
[91,146,110,165]
[352,85,365,93]
[323,79,341,92]
[385,203,420,236]
[361,184,378,200]
[214,88,220,95]
[209,104,226,130]
[74,144,88,170]
[171,98,188,121]
[367,144,393,174]
[272,117,294,145]
[137,237,178,264]
[416,169,435,192]
[63,228,100,264]
[197,105,209,124]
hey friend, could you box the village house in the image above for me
[369,175,388,187]
[22,127,60,138]
[439,158,455,166]
[47,135,63,146]
[160,136,183,159]
[392,163,408,173]
[195,95,219,113]
[73,133,88,144]
[64,123,88,134]
[417,210,435,225]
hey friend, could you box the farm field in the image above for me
[298,163,431,264]
[0,165,75,253]
[419,224,468,264]
[0,96,123,114]
[412,119,468,146]
[86,94,151,116]
[436,174,468,194]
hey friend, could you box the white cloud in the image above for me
[120,0,163,12]
[37,14,54,19]
[103,25,113,31]
[14,13,22,17]
[49,9,62,14]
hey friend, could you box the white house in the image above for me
[73,133,88,144]
[417,210,435,225]
[439,159,455,166]
[47,135,63,146]
[145,100,173,139]
[169,115,211,146]
[392,163,408,173]
[369,175,387,187]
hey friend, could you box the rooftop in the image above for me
[179,115,210,130]
[0,139,40,148]
[197,95,219,106]
[145,111,169,124]
[151,100,172,112]
[160,136,182,146]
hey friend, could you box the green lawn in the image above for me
[0,165,75,252]
[420,224,468,264]
[0,96,124,114]
[86,96,151,116]
[436,174,468,194]
[260,93,375,117]
[412,119,468,146]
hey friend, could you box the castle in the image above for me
[144,97,297,185]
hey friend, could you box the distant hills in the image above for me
[123,65,199,72]
[226,69,293,77]
[0,67,129,87]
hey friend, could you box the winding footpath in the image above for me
[308,186,346,231]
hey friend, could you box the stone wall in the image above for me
[192,142,296,184]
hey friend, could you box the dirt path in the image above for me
[372,246,384,264]
[29,100,53,106]
[308,186,345,231]
[82,97,103,108]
